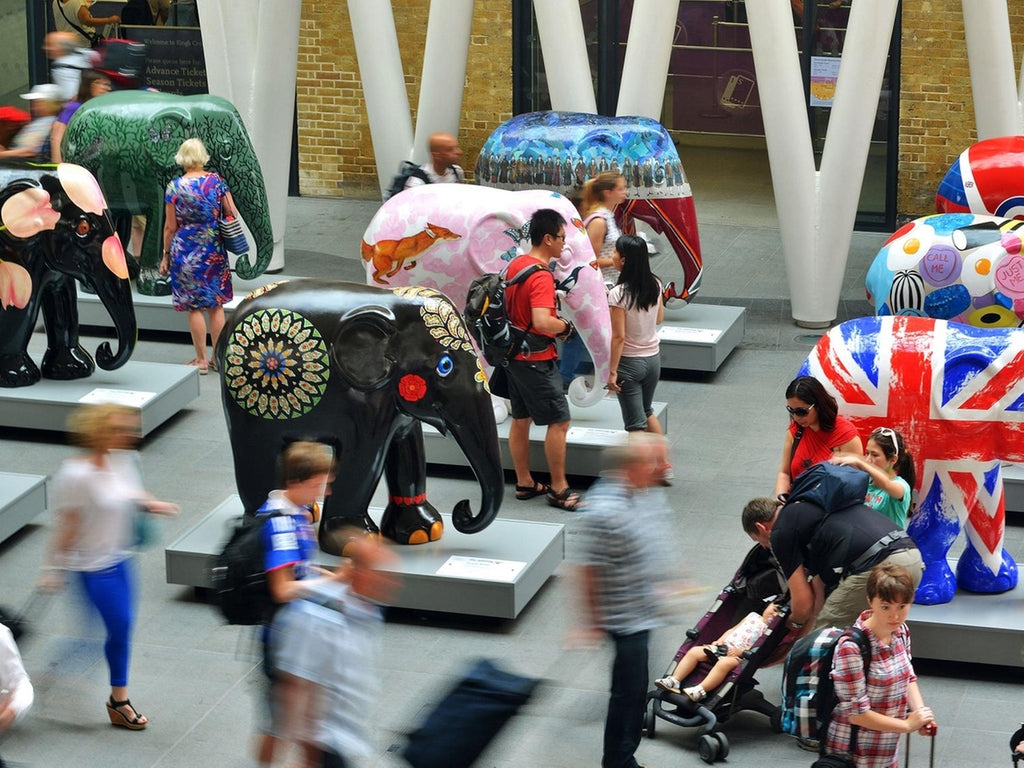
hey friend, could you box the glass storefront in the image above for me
[513,0,899,230]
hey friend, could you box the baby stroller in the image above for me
[644,544,794,764]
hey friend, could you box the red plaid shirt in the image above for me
[825,610,916,768]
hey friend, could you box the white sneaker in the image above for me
[654,677,681,694]
[683,685,707,702]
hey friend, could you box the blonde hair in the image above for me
[174,137,210,171]
[66,403,136,452]
[581,171,625,217]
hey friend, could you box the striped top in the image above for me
[573,474,675,634]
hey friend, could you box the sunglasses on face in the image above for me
[786,404,815,417]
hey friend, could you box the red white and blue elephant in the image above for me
[866,212,1024,328]
[361,185,611,407]
[801,315,1020,604]
[936,135,1024,220]
[474,110,702,304]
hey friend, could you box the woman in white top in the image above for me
[581,171,628,285]
[42,403,177,731]
[606,234,664,435]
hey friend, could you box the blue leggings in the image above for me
[77,559,135,688]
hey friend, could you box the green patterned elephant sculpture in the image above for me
[61,91,273,295]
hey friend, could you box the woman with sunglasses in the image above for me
[775,375,862,497]
[831,427,915,527]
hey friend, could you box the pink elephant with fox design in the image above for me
[362,185,611,407]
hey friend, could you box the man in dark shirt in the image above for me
[741,496,922,632]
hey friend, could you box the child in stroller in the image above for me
[644,544,795,763]
[655,601,781,701]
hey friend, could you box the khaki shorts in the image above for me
[813,547,924,631]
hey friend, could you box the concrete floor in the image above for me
[1,161,1021,767]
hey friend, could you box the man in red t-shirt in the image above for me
[504,208,580,511]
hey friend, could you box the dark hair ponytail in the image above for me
[614,234,660,311]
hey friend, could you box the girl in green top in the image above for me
[831,427,915,527]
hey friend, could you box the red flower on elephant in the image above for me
[399,374,427,402]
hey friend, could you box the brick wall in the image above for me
[898,1,1024,217]
[297,1,512,199]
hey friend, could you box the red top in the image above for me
[788,414,859,480]
[505,254,557,361]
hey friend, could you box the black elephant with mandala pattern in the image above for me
[216,279,504,552]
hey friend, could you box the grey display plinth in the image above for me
[909,564,1024,667]
[0,473,46,545]
[0,361,200,435]
[78,274,308,334]
[1003,463,1024,514]
[423,397,668,477]
[166,495,564,619]
[659,303,745,372]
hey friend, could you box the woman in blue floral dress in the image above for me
[159,138,240,374]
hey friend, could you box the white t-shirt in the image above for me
[607,279,662,358]
[52,450,144,571]
[52,0,100,47]
[585,207,622,286]
[0,625,32,725]
[404,163,464,188]
[723,611,768,649]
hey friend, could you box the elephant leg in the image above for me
[379,422,443,545]
[957,540,1018,593]
[316,433,389,554]
[136,205,171,297]
[39,277,95,381]
[957,486,1018,594]
[908,471,962,604]
[0,296,43,388]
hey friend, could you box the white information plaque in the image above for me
[659,326,723,343]
[435,555,527,582]
[566,427,624,444]
[78,388,155,407]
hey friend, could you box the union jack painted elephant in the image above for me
[801,315,1019,605]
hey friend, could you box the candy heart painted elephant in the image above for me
[801,315,1020,605]
[361,185,611,407]
[866,213,1024,328]
[61,91,273,295]
[0,162,134,388]
[475,110,702,304]
[936,135,1024,220]
[216,279,503,553]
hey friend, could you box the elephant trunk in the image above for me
[561,265,612,408]
[448,396,505,534]
[93,237,138,370]
[227,163,273,280]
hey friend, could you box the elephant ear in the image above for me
[0,180,59,239]
[144,105,190,171]
[330,305,397,391]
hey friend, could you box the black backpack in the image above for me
[384,161,431,200]
[464,263,552,367]
[780,625,871,749]
[210,511,280,625]
[780,462,869,513]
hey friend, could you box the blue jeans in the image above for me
[77,559,135,687]
[558,331,592,388]
[614,354,661,431]
[603,630,649,768]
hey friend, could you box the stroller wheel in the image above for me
[698,733,720,764]
[643,700,656,738]
[713,731,730,759]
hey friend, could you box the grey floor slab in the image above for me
[0,192,1020,768]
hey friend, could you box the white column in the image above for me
[962,0,1022,138]
[412,0,474,164]
[198,0,300,272]
[815,0,899,321]
[615,0,679,119]
[348,0,416,195]
[533,0,597,113]
[744,0,819,323]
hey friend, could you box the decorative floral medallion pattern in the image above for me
[391,285,475,354]
[224,308,329,419]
